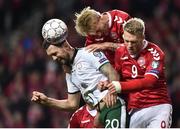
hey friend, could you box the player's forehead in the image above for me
[46,45,59,55]
[123,31,138,40]
[89,15,101,29]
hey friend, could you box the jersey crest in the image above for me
[151,60,160,69]
[137,57,145,67]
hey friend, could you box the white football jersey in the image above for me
[66,48,109,107]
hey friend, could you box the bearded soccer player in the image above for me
[31,19,128,128]
[103,18,172,128]
[75,7,131,66]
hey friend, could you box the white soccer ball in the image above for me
[42,19,68,43]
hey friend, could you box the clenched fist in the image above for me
[31,91,48,105]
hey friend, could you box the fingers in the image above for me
[109,93,117,107]
[31,95,39,101]
[31,91,42,102]
[85,46,97,52]
[97,81,107,91]
[106,94,112,108]
[103,93,117,108]
[85,44,100,52]
[107,83,117,94]
[111,94,117,106]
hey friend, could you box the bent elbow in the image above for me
[68,102,79,111]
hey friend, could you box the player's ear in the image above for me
[142,34,145,39]
[140,34,145,40]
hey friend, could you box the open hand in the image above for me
[108,83,116,94]
[102,92,117,108]
[85,43,109,52]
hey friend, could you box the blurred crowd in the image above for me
[0,0,180,127]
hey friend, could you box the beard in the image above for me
[56,57,72,71]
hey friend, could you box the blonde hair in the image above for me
[74,6,100,36]
[123,17,145,36]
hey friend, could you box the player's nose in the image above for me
[129,42,135,48]
[52,56,57,61]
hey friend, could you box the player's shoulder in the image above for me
[77,47,90,57]
[109,9,129,16]
[79,47,105,57]
[147,41,164,53]
[146,41,165,60]
[116,44,126,52]
[114,44,127,58]
[71,105,86,116]
[107,9,130,20]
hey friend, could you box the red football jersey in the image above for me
[68,105,97,128]
[115,40,171,110]
[85,10,131,66]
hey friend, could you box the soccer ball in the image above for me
[42,19,68,43]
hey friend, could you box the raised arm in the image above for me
[85,42,120,52]
[31,91,81,111]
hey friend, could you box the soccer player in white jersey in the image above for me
[31,19,128,128]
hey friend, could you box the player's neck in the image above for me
[70,48,78,65]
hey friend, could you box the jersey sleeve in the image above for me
[68,111,80,128]
[85,36,94,46]
[145,47,165,79]
[84,50,109,70]
[66,73,80,93]
[114,10,131,21]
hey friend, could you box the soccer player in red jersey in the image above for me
[75,7,131,66]
[68,105,103,128]
[103,18,172,128]
[74,7,131,127]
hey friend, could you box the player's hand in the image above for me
[97,81,109,91]
[85,43,108,52]
[86,42,119,52]
[103,92,117,108]
[31,91,48,105]
[107,81,121,94]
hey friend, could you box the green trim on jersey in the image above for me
[98,62,110,70]
[99,99,129,128]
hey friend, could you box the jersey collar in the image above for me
[70,48,78,65]
[104,12,112,29]
[86,106,97,117]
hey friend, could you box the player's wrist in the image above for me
[43,97,51,106]
[112,81,121,93]
[111,43,118,51]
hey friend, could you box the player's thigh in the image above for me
[130,104,172,128]
[129,109,147,128]
[147,104,172,128]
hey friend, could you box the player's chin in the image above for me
[128,49,135,55]
[56,59,65,65]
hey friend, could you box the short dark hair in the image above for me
[42,39,66,50]
[42,40,50,50]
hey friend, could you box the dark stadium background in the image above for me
[0,0,179,127]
